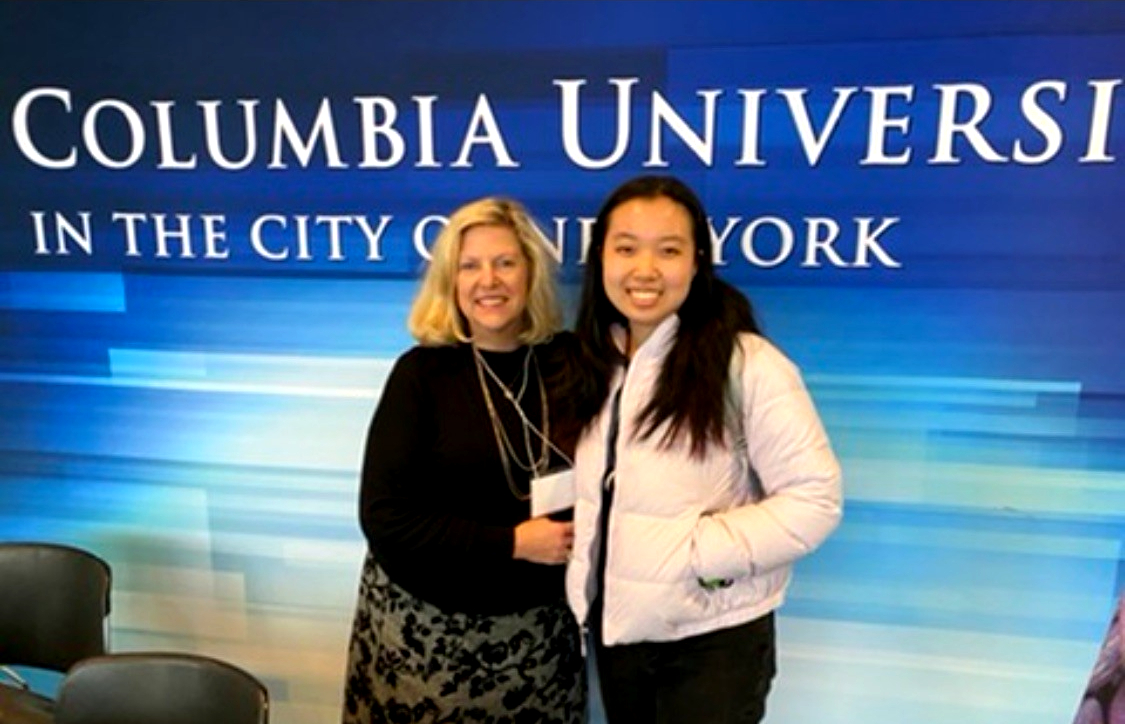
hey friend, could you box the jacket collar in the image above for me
[610,315,680,363]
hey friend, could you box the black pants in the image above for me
[593,613,776,724]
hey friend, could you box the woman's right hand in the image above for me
[513,516,574,565]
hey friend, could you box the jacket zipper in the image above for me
[588,385,624,646]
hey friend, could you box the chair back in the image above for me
[0,542,112,672]
[54,652,269,724]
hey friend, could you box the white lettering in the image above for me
[931,83,1008,164]
[30,210,94,255]
[250,214,290,261]
[355,215,392,261]
[13,87,77,169]
[152,101,197,169]
[83,99,145,169]
[736,90,767,167]
[854,217,901,267]
[452,95,518,168]
[741,217,794,268]
[270,99,346,169]
[414,96,440,168]
[556,78,638,170]
[802,218,847,267]
[645,89,722,167]
[355,97,405,169]
[413,215,448,260]
[112,212,147,257]
[1013,80,1066,164]
[708,216,742,266]
[198,99,258,170]
[862,85,913,165]
[780,87,857,166]
[1081,79,1121,163]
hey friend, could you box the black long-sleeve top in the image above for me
[358,337,574,614]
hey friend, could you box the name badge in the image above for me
[531,468,575,517]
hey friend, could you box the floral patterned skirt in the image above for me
[342,553,586,724]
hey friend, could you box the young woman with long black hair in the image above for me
[565,175,843,723]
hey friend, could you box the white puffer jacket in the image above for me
[566,317,843,646]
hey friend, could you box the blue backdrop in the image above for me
[2,2,1124,722]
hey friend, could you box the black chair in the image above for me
[0,542,112,724]
[54,652,269,724]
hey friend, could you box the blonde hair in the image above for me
[408,197,562,346]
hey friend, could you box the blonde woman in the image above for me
[342,198,585,723]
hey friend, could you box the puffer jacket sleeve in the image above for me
[691,336,843,581]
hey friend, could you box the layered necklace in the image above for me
[472,345,550,501]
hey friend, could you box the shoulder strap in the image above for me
[726,337,746,453]
[726,337,764,497]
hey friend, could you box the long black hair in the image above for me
[569,175,763,458]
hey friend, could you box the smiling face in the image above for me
[455,223,530,350]
[602,195,697,353]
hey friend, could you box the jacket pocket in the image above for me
[701,573,762,617]
[611,512,704,631]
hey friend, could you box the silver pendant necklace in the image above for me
[473,345,550,501]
